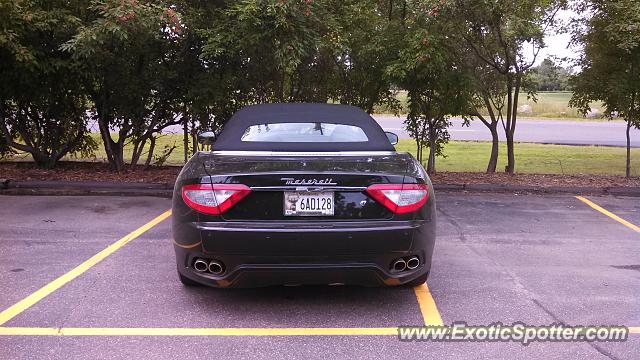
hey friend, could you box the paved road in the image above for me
[374,115,640,147]
[90,114,638,147]
[1,194,638,359]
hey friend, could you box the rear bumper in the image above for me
[173,220,435,288]
[176,255,429,287]
[197,220,422,254]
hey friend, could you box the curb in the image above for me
[435,183,640,196]
[1,180,173,198]
[1,179,639,197]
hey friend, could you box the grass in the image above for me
[9,135,631,177]
[395,139,640,176]
[374,91,609,120]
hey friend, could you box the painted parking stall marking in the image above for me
[2,195,638,339]
[0,207,443,336]
[0,210,172,326]
[414,283,444,326]
[0,327,401,336]
[574,195,639,335]
[575,196,640,233]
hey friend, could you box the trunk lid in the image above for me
[202,153,415,221]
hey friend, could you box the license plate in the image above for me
[283,191,334,216]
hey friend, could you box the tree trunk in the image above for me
[183,111,189,163]
[144,136,156,170]
[427,140,436,174]
[191,129,197,155]
[111,142,125,172]
[130,137,147,167]
[487,124,499,173]
[95,112,125,171]
[30,152,53,169]
[505,135,515,173]
[191,112,200,155]
[426,122,436,174]
[626,120,631,178]
[97,116,116,168]
[475,105,499,173]
[504,76,520,174]
[94,81,125,171]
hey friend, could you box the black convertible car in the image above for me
[172,103,435,288]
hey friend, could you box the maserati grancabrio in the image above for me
[172,103,435,288]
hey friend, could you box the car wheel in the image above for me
[178,272,201,287]
[404,272,429,287]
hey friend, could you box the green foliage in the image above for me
[6,0,632,178]
[0,0,97,168]
[204,0,338,103]
[63,0,185,170]
[0,133,13,159]
[198,0,401,114]
[386,0,474,173]
[331,1,402,113]
[530,58,571,91]
[570,0,640,177]
[447,0,566,173]
[570,1,640,121]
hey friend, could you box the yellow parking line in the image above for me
[413,283,444,326]
[0,206,442,333]
[0,210,172,326]
[0,327,398,336]
[575,196,640,233]
[1,325,637,336]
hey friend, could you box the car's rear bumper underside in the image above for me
[173,220,434,288]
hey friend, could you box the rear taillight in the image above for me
[365,184,429,214]
[181,184,251,215]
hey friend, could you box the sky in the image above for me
[526,9,581,69]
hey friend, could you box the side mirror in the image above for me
[198,131,216,146]
[385,131,398,145]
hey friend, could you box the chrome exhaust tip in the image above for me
[193,259,208,272]
[392,258,407,272]
[208,260,224,275]
[406,256,420,270]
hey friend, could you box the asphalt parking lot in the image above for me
[0,192,638,359]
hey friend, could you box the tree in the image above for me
[331,0,402,113]
[0,135,11,159]
[387,1,472,173]
[0,0,96,168]
[207,0,340,104]
[63,0,184,171]
[530,57,571,91]
[202,0,400,118]
[464,59,507,173]
[450,0,564,173]
[570,0,640,178]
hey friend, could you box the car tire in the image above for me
[404,272,429,287]
[178,272,201,287]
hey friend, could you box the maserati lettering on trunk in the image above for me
[280,177,338,186]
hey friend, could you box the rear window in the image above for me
[240,122,369,143]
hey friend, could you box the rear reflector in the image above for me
[365,184,429,214]
[182,184,251,215]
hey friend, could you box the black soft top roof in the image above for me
[213,103,395,151]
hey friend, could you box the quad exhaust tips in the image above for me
[391,256,420,272]
[193,258,225,275]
